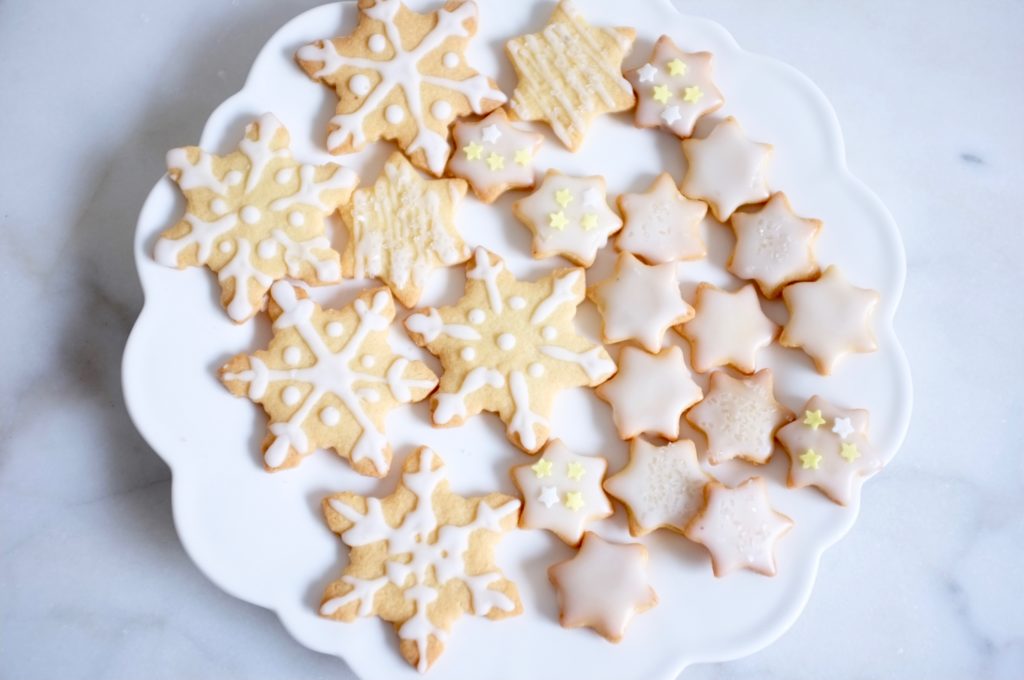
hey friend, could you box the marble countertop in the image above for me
[1,0,1020,677]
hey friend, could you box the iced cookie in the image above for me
[779,265,879,375]
[776,396,883,505]
[320,447,521,672]
[155,113,357,323]
[676,282,777,374]
[405,247,616,453]
[686,369,794,465]
[548,532,658,642]
[505,0,636,151]
[680,117,772,222]
[615,173,708,265]
[603,438,711,537]
[513,171,622,266]
[220,282,437,476]
[626,35,724,139]
[342,151,468,307]
[595,345,702,441]
[729,192,821,298]
[511,440,613,546]
[448,108,544,203]
[684,477,793,577]
[296,0,506,176]
[589,252,694,352]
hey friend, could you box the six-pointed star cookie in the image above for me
[513,170,623,267]
[686,369,794,465]
[511,440,613,545]
[589,252,694,352]
[405,247,616,453]
[548,532,658,642]
[596,345,703,440]
[320,447,521,672]
[676,282,778,374]
[780,265,880,375]
[342,151,469,307]
[616,173,708,264]
[604,438,712,537]
[448,108,544,203]
[505,0,636,151]
[684,477,793,577]
[776,396,883,505]
[220,282,437,476]
[681,117,773,222]
[626,35,724,138]
[296,0,506,176]
[156,113,358,322]
[729,192,822,298]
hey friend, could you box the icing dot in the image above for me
[497,333,517,351]
[542,326,556,340]
[348,74,371,97]
[361,355,376,368]
[282,386,301,406]
[385,104,405,124]
[528,362,545,378]
[257,238,278,259]
[289,211,305,227]
[225,170,243,186]
[218,241,232,254]
[320,406,341,427]
[461,347,476,361]
[368,34,387,53]
[326,321,344,337]
[210,198,228,215]
[468,309,486,325]
[509,296,526,310]
[431,100,452,121]
[442,51,459,68]
[275,168,294,184]
[283,346,301,366]
[240,205,261,224]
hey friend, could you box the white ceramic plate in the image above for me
[122,1,912,678]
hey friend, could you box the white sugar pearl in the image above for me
[275,168,294,184]
[509,296,526,310]
[210,198,228,215]
[431,100,452,120]
[326,321,344,337]
[361,355,376,368]
[289,211,305,227]
[497,333,516,351]
[385,105,404,124]
[461,347,476,361]
[542,326,556,340]
[442,51,459,68]
[528,363,545,378]
[468,309,485,325]
[282,386,301,406]
[218,241,232,254]
[240,205,260,224]
[320,406,341,426]
[348,74,371,97]
[368,34,386,53]
[283,346,301,366]
[257,238,278,259]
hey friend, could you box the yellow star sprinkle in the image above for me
[800,449,822,470]
[531,458,553,478]
[486,152,505,171]
[803,409,826,429]
[580,213,598,231]
[463,141,484,160]
[652,84,672,104]
[554,188,574,208]
[549,210,568,230]
[514,148,532,166]
[683,86,704,103]
[566,461,585,480]
[840,442,861,463]
[667,58,687,76]
[564,491,585,511]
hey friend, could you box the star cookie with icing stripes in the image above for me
[448,108,544,203]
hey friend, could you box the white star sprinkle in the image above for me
[481,123,502,144]
[582,187,603,209]
[832,416,855,440]
[539,485,559,508]
[660,105,682,125]
[637,62,658,83]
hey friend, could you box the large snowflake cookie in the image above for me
[220,282,437,476]
[676,282,777,374]
[320,447,521,672]
[505,0,636,151]
[616,172,708,265]
[156,113,357,323]
[296,0,506,176]
[405,247,616,453]
[448,108,544,203]
[342,151,469,307]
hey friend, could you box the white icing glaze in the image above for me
[678,283,777,374]
[406,307,481,342]
[616,172,708,265]
[466,246,504,313]
[448,109,544,203]
[433,366,505,425]
[729,192,821,297]
[681,117,772,221]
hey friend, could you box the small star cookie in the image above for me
[548,532,658,642]
[681,117,772,221]
[448,108,544,203]
[676,283,777,374]
[616,173,708,264]
[505,0,636,151]
[779,265,880,375]
[320,447,521,672]
[513,171,623,267]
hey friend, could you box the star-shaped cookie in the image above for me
[616,173,708,264]
[626,35,724,138]
[681,117,772,222]
[676,283,777,374]
[589,252,694,352]
[686,369,794,465]
[779,265,880,375]
[448,108,544,203]
[342,151,469,307]
[548,532,658,642]
[596,345,703,440]
[505,0,636,151]
[513,171,623,267]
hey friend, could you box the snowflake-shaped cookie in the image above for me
[156,113,357,323]
[506,0,636,151]
[626,35,724,138]
[296,0,505,176]
[220,282,437,476]
[320,447,521,672]
[616,173,708,265]
[676,282,777,374]
[405,247,616,453]
[448,108,544,203]
[342,151,469,307]
[681,117,772,222]
[513,171,623,266]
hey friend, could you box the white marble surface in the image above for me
[1,0,1021,677]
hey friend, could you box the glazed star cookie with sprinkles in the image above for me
[596,346,702,441]
[511,440,613,546]
[505,0,636,151]
[342,151,468,307]
[616,173,708,265]
[405,247,616,453]
[220,283,437,476]
[296,0,506,176]
[776,396,883,505]
[681,117,772,222]
[686,369,794,465]
[448,108,544,203]
[548,532,658,642]
[780,265,880,374]
[320,447,521,672]
[155,113,357,323]
[684,477,793,577]
[626,35,724,138]
[676,283,777,374]
[513,171,622,266]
